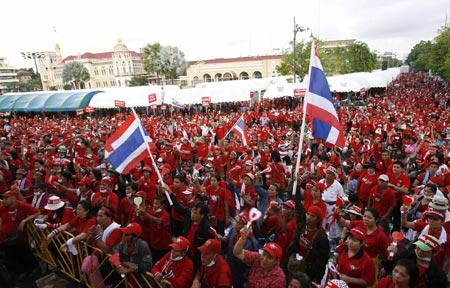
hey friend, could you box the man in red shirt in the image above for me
[91,178,119,211]
[192,239,232,288]
[233,228,286,288]
[368,174,396,222]
[0,190,40,278]
[152,236,194,288]
[387,160,411,231]
[355,163,379,207]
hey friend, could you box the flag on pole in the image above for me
[228,115,249,146]
[304,42,345,148]
[172,99,187,109]
[105,112,152,174]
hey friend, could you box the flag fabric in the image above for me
[172,99,187,109]
[105,111,152,174]
[304,42,345,148]
[229,115,250,146]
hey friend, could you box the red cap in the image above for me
[262,242,282,259]
[282,200,296,209]
[349,228,365,241]
[238,211,249,224]
[305,181,315,190]
[77,177,92,186]
[198,239,222,254]
[100,178,111,186]
[135,191,147,198]
[142,166,152,173]
[119,222,142,237]
[1,190,19,198]
[169,236,190,251]
[307,205,324,220]
[315,182,326,191]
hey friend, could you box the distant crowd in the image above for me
[0,70,450,288]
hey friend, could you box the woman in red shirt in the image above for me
[202,174,230,236]
[376,258,418,288]
[46,199,97,248]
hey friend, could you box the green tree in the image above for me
[276,40,313,82]
[346,41,378,72]
[62,61,90,89]
[128,76,148,87]
[430,26,450,80]
[405,40,433,71]
[141,42,162,84]
[159,45,187,84]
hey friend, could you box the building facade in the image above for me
[38,39,146,91]
[184,55,283,87]
[0,57,18,94]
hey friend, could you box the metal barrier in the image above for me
[28,223,170,288]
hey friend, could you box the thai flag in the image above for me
[230,115,249,146]
[172,99,187,109]
[105,111,152,174]
[304,42,345,148]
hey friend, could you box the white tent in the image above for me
[88,85,180,108]
[263,82,308,99]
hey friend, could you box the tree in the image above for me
[62,61,90,89]
[405,40,433,72]
[159,45,187,84]
[128,76,148,87]
[430,26,450,80]
[141,42,162,84]
[346,41,378,73]
[276,40,312,82]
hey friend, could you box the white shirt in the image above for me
[320,179,345,202]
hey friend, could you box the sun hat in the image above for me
[44,196,65,210]
[414,234,440,252]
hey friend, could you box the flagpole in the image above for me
[292,41,315,196]
[132,108,173,206]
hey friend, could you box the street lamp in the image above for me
[21,52,45,75]
[293,17,310,83]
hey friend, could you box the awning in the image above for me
[0,90,104,112]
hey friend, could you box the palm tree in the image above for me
[62,61,90,89]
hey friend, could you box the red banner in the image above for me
[161,104,167,110]
[294,88,307,97]
[76,109,84,116]
[150,104,157,109]
[250,91,254,99]
[360,88,366,95]
[202,96,211,107]
[114,100,125,108]
[84,106,96,113]
[148,93,157,103]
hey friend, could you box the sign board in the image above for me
[148,93,157,103]
[114,100,125,108]
[84,106,96,113]
[150,104,157,109]
[294,88,307,97]
[161,104,167,110]
[76,109,84,116]
[360,88,366,95]
[202,96,211,107]
[250,91,254,99]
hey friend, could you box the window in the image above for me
[101,67,106,76]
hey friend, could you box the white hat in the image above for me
[44,196,65,210]
[378,174,389,182]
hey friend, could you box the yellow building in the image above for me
[38,39,146,91]
[184,55,283,87]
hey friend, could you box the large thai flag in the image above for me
[304,42,345,148]
[172,99,187,109]
[105,111,152,174]
[230,115,249,146]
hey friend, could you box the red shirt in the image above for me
[147,209,172,251]
[414,222,450,266]
[91,191,119,211]
[118,197,135,226]
[44,207,74,229]
[263,215,297,264]
[68,216,97,235]
[350,220,391,258]
[0,201,39,243]
[104,226,123,249]
[303,192,327,218]
[357,171,379,202]
[206,185,227,221]
[243,250,287,288]
[196,255,232,288]
[369,186,396,217]
[152,252,194,288]
[386,172,411,201]
[337,248,376,288]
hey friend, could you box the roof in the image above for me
[0,90,104,112]
[190,55,282,65]
[62,51,141,63]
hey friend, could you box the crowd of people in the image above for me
[0,70,450,288]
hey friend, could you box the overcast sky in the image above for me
[1,0,449,70]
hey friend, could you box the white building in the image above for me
[0,56,18,94]
[38,39,146,91]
